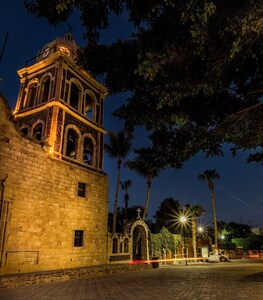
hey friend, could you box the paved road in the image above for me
[0,260,263,300]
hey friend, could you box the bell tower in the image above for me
[13,33,108,173]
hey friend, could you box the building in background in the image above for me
[251,227,263,236]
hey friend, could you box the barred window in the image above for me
[77,182,87,197]
[74,230,84,247]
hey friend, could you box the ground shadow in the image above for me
[240,272,263,282]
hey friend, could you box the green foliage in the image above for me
[160,227,177,253]
[149,233,162,258]
[125,147,163,180]
[25,0,263,165]
[24,0,123,45]
[149,227,182,257]
[184,204,206,218]
[198,169,220,183]
[105,129,132,233]
[218,221,252,240]
[218,242,236,250]
[247,151,263,165]
[233,236,263,251]
[104,130,132,164]
[125,147,165,220]
[120,179,132,205]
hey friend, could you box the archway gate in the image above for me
[108,218,150,263]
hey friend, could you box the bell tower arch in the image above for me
[13,33,108,173]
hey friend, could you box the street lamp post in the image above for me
[179,215,188,265]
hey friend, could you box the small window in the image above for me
[74,230,84,247]
[77,182,87,197]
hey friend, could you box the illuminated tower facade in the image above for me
[0,34,109,274]
[14,33,107,172]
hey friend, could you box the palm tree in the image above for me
[120,179,132,230]
[105,130,132,233]
[125,147,163,220]
[184,204,206,259]
[198,169,220,250]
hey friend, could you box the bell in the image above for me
[84,143,92,151]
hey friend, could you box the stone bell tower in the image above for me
[0,34,109,274]
[13,33,108,172]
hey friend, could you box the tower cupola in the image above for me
[37,33,78,62]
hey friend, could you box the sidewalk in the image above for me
[0,260,262,300]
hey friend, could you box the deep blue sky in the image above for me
[1,1,263,228]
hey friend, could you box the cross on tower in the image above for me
[136,208,141,219]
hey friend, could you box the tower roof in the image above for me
[38,33,78,61]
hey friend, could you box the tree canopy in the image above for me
[25,0,263,166]
[104,129,132,233]
[149,197,181,234]
[218,221,252,240]
[125,147,164,220]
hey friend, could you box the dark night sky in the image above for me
[1,1,263,228]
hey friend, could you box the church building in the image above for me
[0,33,109,274]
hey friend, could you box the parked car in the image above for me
[219,253,230,262]
[205,252,229,263]
[207,252,218,263]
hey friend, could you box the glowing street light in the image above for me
[197,223,208,237]
[179,215,188,265]
[197,226,204,234]
[180,216,187,223]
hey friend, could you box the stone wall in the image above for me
[0,263,152,289]
[0,95,109,275]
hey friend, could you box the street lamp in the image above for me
[197,226,204,235]
[179,215,188,265]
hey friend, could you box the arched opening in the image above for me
[66,128,78,159]
[20,126,29,136]
[40,76,50,103]
[33,123,43,141]
[133,227,142,260]
[83,137,93,165]
[84,94,94,119]
[69,82,80,110]
[130,220,149,262]
[112,237,118,254]
[124,238,129,253]
[27,82,37,108]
